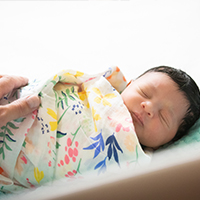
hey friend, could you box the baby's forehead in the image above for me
[139,71,168,78]
[137,72,175,85]
[138,72,186,95]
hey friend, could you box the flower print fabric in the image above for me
[0,66,151,193]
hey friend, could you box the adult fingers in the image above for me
[0,75,29,98]
[0,95,40,127]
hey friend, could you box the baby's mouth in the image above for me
[131,112,144,126]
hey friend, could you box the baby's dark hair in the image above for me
[139,66,200,144]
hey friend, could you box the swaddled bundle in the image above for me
[0,66,151,193]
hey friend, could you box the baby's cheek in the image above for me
[146,121,165,147]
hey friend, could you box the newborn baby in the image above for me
[0,66,199,194]
[122,66,200,148]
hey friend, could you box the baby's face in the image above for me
[121,72,188,148]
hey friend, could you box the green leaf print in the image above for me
[66,88,70,96]
[57,86,78,109]
[57,131,67,138]
[64,97,68,107]
[0,122,17,160]
[3,127,14,136]
[58,76,62,81]
[39,92,44,98]
[61,91,66,97]
[14,117,26,123]
[22,140,26,148]
[5,134,15,142]
[56,141,61,149]
[57,106,70,125]
[0,147,5,160]
[7,122,19,130]
[51,80,57,86]
[4,142,12,151]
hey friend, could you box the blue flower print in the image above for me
[83,131,123,175]
[37,117,50,134]
[83,131,105,158]
[72,101,84,115]
[106,133,123,165]
[94,156,107,174]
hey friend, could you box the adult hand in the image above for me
[0,75,40,127]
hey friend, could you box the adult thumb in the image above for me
[0,95,40,127]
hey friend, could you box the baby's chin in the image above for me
[134,127,160,148]
[139,137,163,149]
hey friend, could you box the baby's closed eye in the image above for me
[139,88,150,99]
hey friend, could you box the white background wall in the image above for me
[0,0,200,84]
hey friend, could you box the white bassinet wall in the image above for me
[1,1,200,199]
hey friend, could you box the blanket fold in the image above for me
[0,66,151,193]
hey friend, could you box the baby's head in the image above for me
[121,66,200,148]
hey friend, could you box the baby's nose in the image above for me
[141,101,154,117]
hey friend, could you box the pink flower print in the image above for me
[47,136,56,167]
[68,148,73,157]
[65,170,77,178]
[47,136,56,157]
[26,178,35,188]
[108,116,130,132]
[125,117,132,123]
[74,146,78,156]
[65,169,83,179]
[64,154,70,165]
[25,128,30,136]
[85,77,96,83]
[48,161,52,167]
[58,138,79,167]
[60,160,64,166]
[21,155,27,164]
[32,110,38,119]
[65,138,79,163]
[115,123,122,132]
[47,142,50,148]
[122,126,131,132]
[67,138,72,146]
[116,123,131,132]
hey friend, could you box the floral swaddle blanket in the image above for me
[0,66,151,193]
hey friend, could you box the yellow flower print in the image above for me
[63,71,84,78]
[124,134,136,152]
[63,72,73,77]
[62,71,84,84]
[34,167,44,184]
[92,87,116,107]
[47,108,57,131]
[49,121,57,131]
[47,108,57,119]
[78,87,90,108]
[75,71,84,77]
[78,87,88,101]
[53,74,57,80]
[92,107,101,132]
